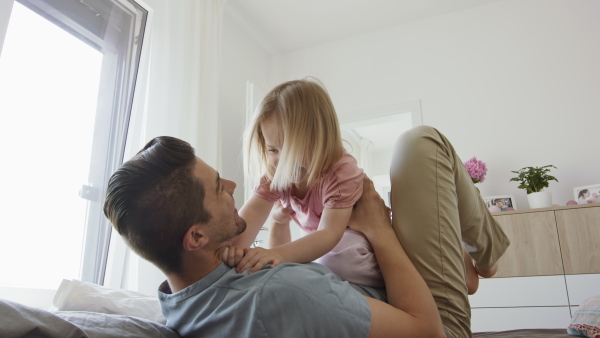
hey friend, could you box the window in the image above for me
[0,0,147,292]
[340,102,423,207]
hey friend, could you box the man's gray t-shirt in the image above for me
[158,263,386,337]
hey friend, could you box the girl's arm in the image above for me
[268,201,292,248]
[236,206,351,273]
[233,194,275,248]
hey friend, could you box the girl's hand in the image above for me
[269,201,293,248]
[236,247,285,274]
[222,246,246,267]
[271,201,292,225]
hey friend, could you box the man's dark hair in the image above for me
[103,136,212,273]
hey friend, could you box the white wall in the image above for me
[219,5,271,208]
[118,0,600,293]
[268,0,600,209]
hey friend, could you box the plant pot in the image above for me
[527,191,553,209]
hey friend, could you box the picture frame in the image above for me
[483,195,517,212]
[573,184,600,205]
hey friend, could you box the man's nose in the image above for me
[224,179,236,194]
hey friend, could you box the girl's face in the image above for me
[261,117,282,171]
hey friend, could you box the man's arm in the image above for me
[349,177,446,338]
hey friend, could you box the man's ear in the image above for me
[183,225,209,251]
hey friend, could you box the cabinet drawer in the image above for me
[471,306,571,332]
[556,208,600,274]
[565,274,600,305]
[493,211,563,277]
[469,276,569,308]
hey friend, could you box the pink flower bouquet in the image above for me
[464,156,487,184]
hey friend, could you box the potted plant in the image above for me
[510,165,558,209]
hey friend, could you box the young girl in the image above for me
[229,78,384,287]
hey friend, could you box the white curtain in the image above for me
[0,0,15,57]
[126,0,225,168]
[105,0,227,293]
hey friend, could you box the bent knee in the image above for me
[396,125,437,144]
[392,125,440,158]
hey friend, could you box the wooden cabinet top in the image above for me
[491,202,600,216]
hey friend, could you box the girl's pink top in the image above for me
[253,153,364,233]
[253,153,384,287]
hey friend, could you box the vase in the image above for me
[527,191,553,209]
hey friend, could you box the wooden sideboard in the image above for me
[469,203,600,332]
[493,203,600,277]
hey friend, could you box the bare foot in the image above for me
[463,247,479,295]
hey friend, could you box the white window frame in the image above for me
[0,0,148,304]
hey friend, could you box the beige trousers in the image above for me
[390,126,510,338]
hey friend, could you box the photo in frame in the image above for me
[573,184,600,205]
[483,195,517,212]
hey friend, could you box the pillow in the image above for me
[53,279,166,324]
[568,295,600,338]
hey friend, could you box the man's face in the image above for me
[193,158,246,243]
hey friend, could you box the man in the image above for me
[104,126,508,337]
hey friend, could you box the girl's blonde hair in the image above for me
[245,79,344,192]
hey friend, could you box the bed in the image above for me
[474,329,572,337]
[1,279,597,338]
[1,279,179,337]
[1,299,179,338]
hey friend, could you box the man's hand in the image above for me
[348,176,392,239]
[236,247,285,274]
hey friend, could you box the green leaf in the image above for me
[509,165,558,193]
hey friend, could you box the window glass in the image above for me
[0,0,147,289]
[0,2,99,288]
